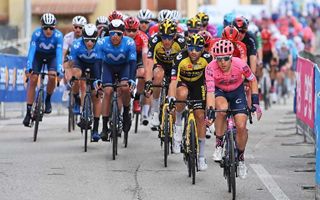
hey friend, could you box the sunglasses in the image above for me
[187,45,203,52]
[216,55,232,62]
[42,26,55,30]
[83,38,97,43]
[74,26,83,30]
[140,20,150,24]
[125,29,137,33]
[160,34,175,40]
[109,31,123,37]
[188,29,199,33]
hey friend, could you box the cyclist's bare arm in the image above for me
[249,55,257,75]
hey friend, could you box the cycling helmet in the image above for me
[82,24,98,39]
[72,16,87,26]
[158,9,173,22]
[124,16,140,30]
[171,10,181,21]
[198,30,213,47]
[233,16,248,33]
[159,19,177,35]
[222,25,239,42]
[108,10,123,22]
[223,12,236,27]
[196,12,209,26]
[248,23,259,35]
[41,13,56,26]
[212,39,234,56]
[186,33,205,47]
[96,16,109,26]
[187,17,201,29]
[109,19,125,32]
[137,9,153,21]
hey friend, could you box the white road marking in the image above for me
[250,164,290,200]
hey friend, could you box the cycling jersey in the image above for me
[27,27,63,72]
[205,24,218,38]
[130,30,148,55]
[63,32,78,52]
[240,32,257,67]
[171,49,212,82]
[69,38,103,64]
[147,33,186,66]
[205,57,256,93]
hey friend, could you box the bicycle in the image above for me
[215,107,253,200]
[26,59,57,142]
[102,75,129,159]
[171,99,204,185]
[70,68,96,152]
[133,76,144,134]
[67,89,76,132]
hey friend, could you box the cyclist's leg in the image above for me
[91,61,102,140]
[134,56,145,113]
[62,61,72,101]
[150,64,165,127]
[173,82,188,153]
[44,56,58,114]
[100,62,113,140]
[213,89,228,161]
[71,61,83,114]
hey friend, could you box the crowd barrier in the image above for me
[315,64,320,199]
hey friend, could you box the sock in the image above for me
[175,110,183,126]
[142,105,150,117]
[26,104,32,115]
[152,98,160,113]
[215,135,224,147]
[45,93,52,103]
[238,149,245,161]
[134,93,140,101]
[199,138,206,158]
[93,117,100,132]
[102,116,109,131]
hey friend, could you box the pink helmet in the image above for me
[124,16,140,30]
[212,39,234,56]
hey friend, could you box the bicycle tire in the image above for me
[123,128,128,148]
[189,120,197,185]
[68,92,73,132]
[33,90,43,142]
[134,112,139,133]
[163,109,170,167]
[263,77,269,110]
[83,95,91,152]
[112,99,118,160]
[228,129,236,199]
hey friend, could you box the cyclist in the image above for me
[69,24,103,142]
[137,9,154,36]
[198,30,214,54]
[196,12,218,38]
[63,16,87,113]
[148,9,173,37]
[96,16,109,38]
[23,13,63,127]
[144,19,186,130]
[167,34,212,170]
[205,39,262,179]
[124,17,149,121]
[185,17,202,37]
[108,10,123,22]
[97,19,137,141]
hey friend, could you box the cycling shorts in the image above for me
[32,52,57,72]
[102,62,129,84]
[215,83,248,115]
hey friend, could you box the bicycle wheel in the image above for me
[111,100,118,160]
[134,112,139,133]
[68,92,73,132]
[163,109,170,167]
[123,122,129,148]
[83,95,91,152]
[228,130,236,199]
[33,90,43,142]
[263,77,269,110]
[189,120,197,185]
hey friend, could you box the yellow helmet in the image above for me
[187,17,201,29]
[159,19,177,35]
[186,33,205,47]
[196,12,209,26]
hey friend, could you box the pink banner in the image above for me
[296,57,315,128]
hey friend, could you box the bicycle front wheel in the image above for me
[68,92,74,132]
[111,100,118,160]
[134,112,139,133]
[189,120,197,185]
[33,90,43,142]
[83,95,91,152]
[163,109,170,167]
[228,130,236,199]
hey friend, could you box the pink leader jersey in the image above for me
[205,57,256,93]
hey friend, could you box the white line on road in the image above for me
[250,164,290,200]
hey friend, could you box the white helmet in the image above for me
[41,13,56,26]
[158,9,172,22]
[171,10,181,21]
[72,16,87,26]
[137,9,153,21]
[96,16,109,26]
[82,24,98,39]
